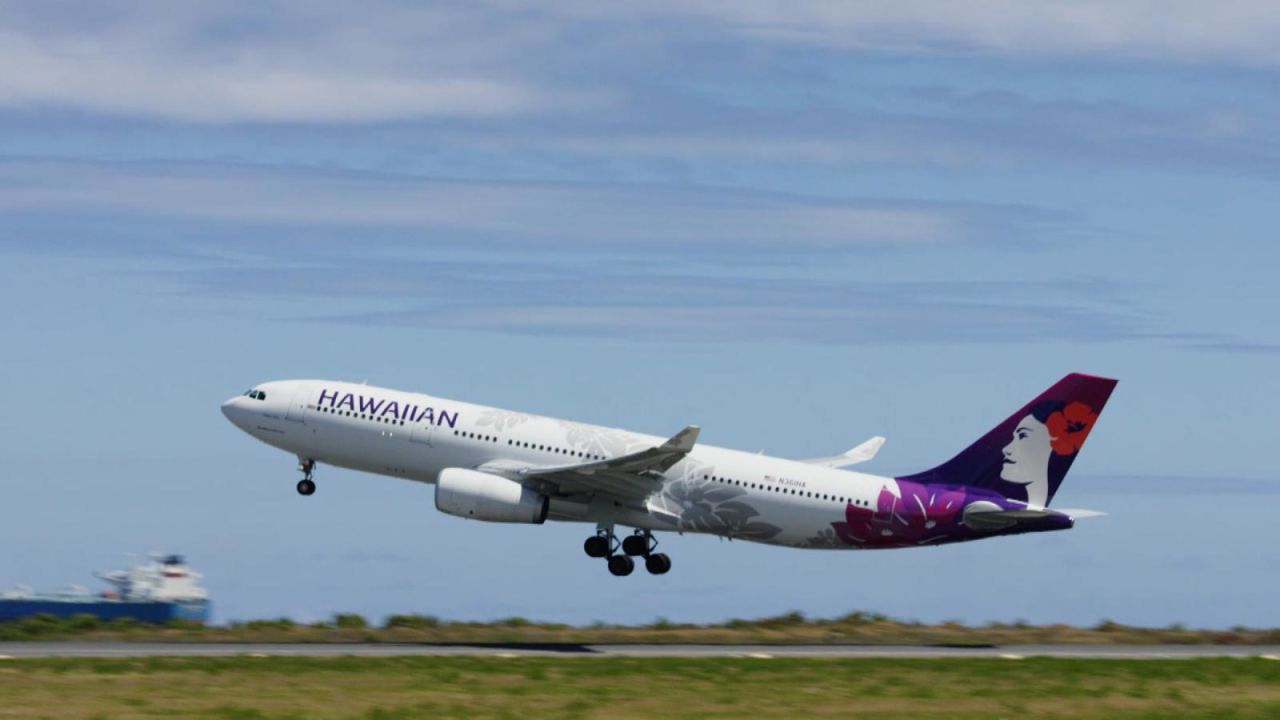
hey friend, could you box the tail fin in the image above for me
[899,373,1117,507]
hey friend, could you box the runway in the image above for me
[1,642,1278,659]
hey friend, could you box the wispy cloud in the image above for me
[0,2,599,122]
[0,159,1069,250]
[2,161,1272,350]
[564,1,1280,68]
[320,296,1141,345]
[4,1,1280,130]
[1072,474,1280,495]
[163,251,1144,344]
[2,2,1278,185]
[427,85,1280,178]
[1179,339,1280,355]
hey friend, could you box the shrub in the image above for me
[1094,619,1124,633]
[384,614,439,630]
[19,613,65,636]
[333,613,368,629]
[758,611,806,628]
[67,614,102,632]
[837,611,890,626]
[108,616,141,631]
[242,618,295,631]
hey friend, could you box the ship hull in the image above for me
[0,599,209,624]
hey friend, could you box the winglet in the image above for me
[801,436,885,468]
[662,425,700,453]
[843,436,885,464]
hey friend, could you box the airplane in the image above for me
[221,373,1116,576]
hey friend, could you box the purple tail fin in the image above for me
[898,373,1118,507]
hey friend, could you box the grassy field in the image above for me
[1,656,1278,719]
[4,611,1279,646]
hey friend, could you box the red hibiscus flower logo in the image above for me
[1046,401,1096,456]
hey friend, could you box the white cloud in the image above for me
[0,160,1044,248]
[0,33,544,122]
[567,0,1280,67]
[0,1,1276,126]
[0,2,593,122]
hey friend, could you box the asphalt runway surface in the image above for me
[1,643,1278,659]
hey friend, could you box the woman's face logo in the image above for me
[1001,414,1052,489]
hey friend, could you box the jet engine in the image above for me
[434,468,549,524]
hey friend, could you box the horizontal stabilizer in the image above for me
[801,436,885,468]
[962,501,1068,531]
[1056,508,1107,520]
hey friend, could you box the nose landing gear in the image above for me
[584,526,670,576]
[296,458,316,496]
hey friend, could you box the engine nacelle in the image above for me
[435,468,549,524]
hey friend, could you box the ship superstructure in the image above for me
[0,554,210,623]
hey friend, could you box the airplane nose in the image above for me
[221,397,242,425]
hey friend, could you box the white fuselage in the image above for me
[221,379,897,549]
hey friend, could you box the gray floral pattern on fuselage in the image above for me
[555,420,643,459]
[475,409,535,432]
[799,527,843,549]
[655,462,782,541]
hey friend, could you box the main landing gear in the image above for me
[296,458,316,496]
[583,527,671,576]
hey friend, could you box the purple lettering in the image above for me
[382,401,400,418]
[402,404,416,421]
[417,407,435,425]
[358,395,385,415]
[318,388,339,407]
[338,393,356,411]
[437,409,458,428]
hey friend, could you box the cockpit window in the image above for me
[243,389,267,401]
[257,392,266,401]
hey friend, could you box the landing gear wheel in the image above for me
[607,555,635,577]
[621,534,650,557]
[645,553,672,575]
[584,536,609,558]
[296,478,316,496]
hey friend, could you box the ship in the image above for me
[0,554,210,624]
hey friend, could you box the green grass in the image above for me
[0,657,1278,719]
[3,611,1278,646]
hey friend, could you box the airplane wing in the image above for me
[476,425,700,505]
[800,436,885,468]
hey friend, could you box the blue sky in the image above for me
[1,1,1277,628]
